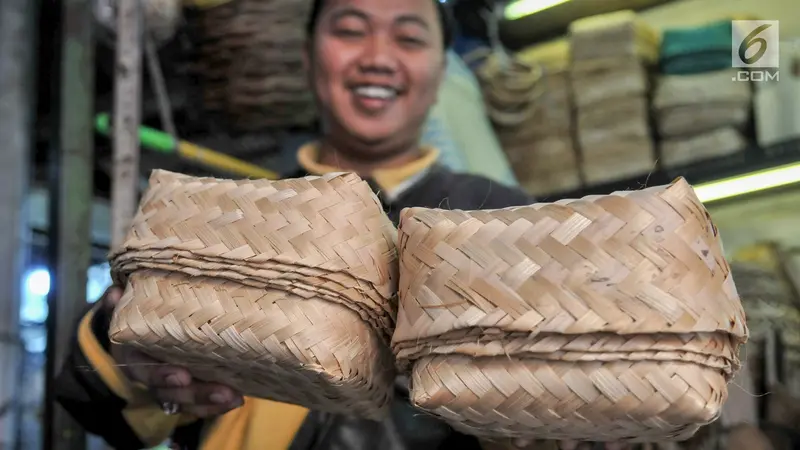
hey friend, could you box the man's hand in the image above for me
[103,287,244,418]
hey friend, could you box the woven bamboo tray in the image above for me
[109,170,398,418]
[660,127,746,169]
[569,10,661,64]
[392,177,747,441]
[570,57,648,108]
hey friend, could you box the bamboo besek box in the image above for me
[392,177,748,441]
[109,170,398,419]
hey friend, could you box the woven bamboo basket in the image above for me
[109,170,398,418]
[392,177,747,441]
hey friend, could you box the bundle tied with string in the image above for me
[108,170,398,419]
[392,177,747,441]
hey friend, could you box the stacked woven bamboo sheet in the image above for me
[392,177,747,441]
[109,170,398,419]
[569,11,658,184]
[653,70,751,167]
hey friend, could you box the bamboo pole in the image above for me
[112,0,144,249]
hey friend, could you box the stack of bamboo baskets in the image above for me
[477,42,580,196]
[569,11,659,185]
[392,177,747,441]
[109,170,398,418]
[192,0,317,130]
[653,70,751,168]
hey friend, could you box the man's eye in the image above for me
[334,29,365,38]
[398,36,426,47]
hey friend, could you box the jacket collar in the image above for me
[296,142,440,199]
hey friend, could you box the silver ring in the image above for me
[161,401,180,415]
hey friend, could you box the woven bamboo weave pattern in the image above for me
[111,170,398,336]
[393,177,746,346]
[392,177,746,440]
[395,332,737,372]
[109,170,398,417]
[112,270,395,417]
[410,355,725,441]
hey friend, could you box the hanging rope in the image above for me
[144,32,178,139]
[472,1,545,128]
[482,2,510,70]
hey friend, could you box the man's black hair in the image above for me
[306,0,454,49]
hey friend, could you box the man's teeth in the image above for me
[354,86,396,99]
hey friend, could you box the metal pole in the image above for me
[112,0,143,249]
[42,0,95,445]
[0,0,38,446]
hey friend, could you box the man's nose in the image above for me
[358,34,398,74]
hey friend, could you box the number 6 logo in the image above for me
[732,20,779,68]
[739,23,772,65]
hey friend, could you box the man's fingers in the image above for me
[109,341,243,420]
[153,383,243,418]
[148,363,192,389]
[154,383,238,405]
[101,286,124,310]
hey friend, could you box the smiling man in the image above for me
[53,1,630,450]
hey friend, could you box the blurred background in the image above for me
[1,0,799,448]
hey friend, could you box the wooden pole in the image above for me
[0,0,36,445]
[42,0,96,446]
[112,0,144,249]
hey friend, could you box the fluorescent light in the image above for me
[505,0,570,20]
[693,161,800,203]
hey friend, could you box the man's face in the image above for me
[308,0,445,151]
